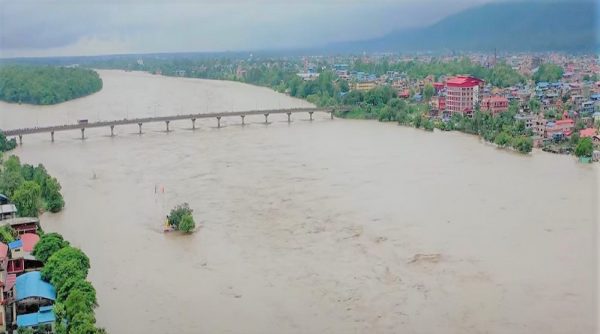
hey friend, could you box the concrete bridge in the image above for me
[2,108,334,144]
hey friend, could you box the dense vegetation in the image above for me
[0,65,102,105]
[533,63,564,83]
[336,87,533,153]
[0,132,17,152]
[168,203,196,233]
[34,233,105,334]
[0,155,65,216]
[352,59,526,88]
[575,137,594,158]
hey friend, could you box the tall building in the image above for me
[445,76,484,116]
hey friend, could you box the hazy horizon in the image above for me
[0,0,501,58]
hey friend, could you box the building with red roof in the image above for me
[445,75,484,116]
[20,234,39,253]
[545,119,575,138]
[481,96,509,115]
[580,128,598,138]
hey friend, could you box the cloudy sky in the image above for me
[0,0,495,58]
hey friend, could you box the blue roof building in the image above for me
[8,239,22,249]
[536,82,550,90]
[15,271,56,302]
[16,306,55,328]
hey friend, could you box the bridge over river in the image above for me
[2,107,335,144]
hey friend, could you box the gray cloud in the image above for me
[0,0,494,57]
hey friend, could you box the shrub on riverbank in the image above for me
[0,155,65,216]
[575,137,594,157]
[33,232,70,262]
[0,65,102,105]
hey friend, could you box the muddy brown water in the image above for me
[1,70,597,334]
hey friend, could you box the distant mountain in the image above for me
[327,1,598,53]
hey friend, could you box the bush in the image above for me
[512,136,533,154]
[33,232,70,263]
[494,132,512,147]
[0,226,16,244]
[575,137,593,157]
[168,203,193,228]
[42,246,90,290]
[179,214,196,233]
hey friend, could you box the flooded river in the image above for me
[1,70,597,334]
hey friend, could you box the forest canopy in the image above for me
[0,65,102,105]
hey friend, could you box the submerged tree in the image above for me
[168,203,196,233]
[575,137,593,157]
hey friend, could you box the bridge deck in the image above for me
[2,108,332,136]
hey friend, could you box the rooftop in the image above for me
[16,306,55,328]
[0,243,7,259]
[580,128,598,138]
[20,233,40,252]
[8,239,22,250]
[15,271,56,302]
[446,75,484,87]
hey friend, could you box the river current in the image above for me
[1,70,597,334]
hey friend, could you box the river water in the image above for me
[1,70,597,334]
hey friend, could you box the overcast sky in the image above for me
[0,0,495,58]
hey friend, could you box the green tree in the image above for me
[529,99,541,113]
[33,232,70,263]
[0,132,16,152]
[57,278,96,304]
[42,246,91,290]
[575,137,593,157]
[338,80,349,93]
[494,132,512,147]
[16,327,34,334]
[12,181,41,217]
[67,309,96,333]
[423,83,435,101]
[533,63,564,83]
[168,203,193,228]
[0,226,16,243]
[179,214,196,233]
[512,136,533,153]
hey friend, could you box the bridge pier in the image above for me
[80,128,85,140]
[241,115,245,125]
[287,112,292,123]
[50,132,54,142]
[309,111,314,121]
[217,116,221,128]
[192,118,196,130]
[110,125,115,137]
[264,113,269,124]
[165,121,170,132]
[18,135,22,145]
[138,123,143,135]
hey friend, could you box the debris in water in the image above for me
[408,253,442,264]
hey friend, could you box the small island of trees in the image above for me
[0,65,102,105]
[166,203,196,233]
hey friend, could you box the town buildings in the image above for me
[481,96,509,115]
[445,76,485,116]
[0,195,56,333]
